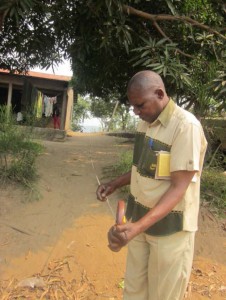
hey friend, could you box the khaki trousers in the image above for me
[123,231,195,300]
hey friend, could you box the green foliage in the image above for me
[214,72,226,94]
[0,0,225,116]
[21,106,49,128]
[178,0,223,24]
[90,97,115,130]
[211,70,226,113]
[0,106,43,189]
[131,38,191,94]
[104,149,133,194]
[0,0,63,71]
[0,0,36,25]
[90,95,136,131]
[72,95,90,130]
[113,150,133,174]
[118,279,125,289]
[112,104,136,131]
[70,0,226,115]
[201,168,226,214]
[174,57,225,116]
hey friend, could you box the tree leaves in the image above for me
[0,0,225,116]
[0,0,36,25]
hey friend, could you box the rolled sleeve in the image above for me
[170,122,202,172]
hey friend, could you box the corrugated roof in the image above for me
[0,69,72,82]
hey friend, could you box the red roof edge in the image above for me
[0,69,72,82]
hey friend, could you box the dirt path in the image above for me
[0,134,225,299]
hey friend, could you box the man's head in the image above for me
[127,70,169,123]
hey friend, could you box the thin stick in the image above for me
[89,136,115,219]
[0,222,32,236]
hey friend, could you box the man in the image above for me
[96,71,207,300]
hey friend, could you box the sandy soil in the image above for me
[0,133,225,300]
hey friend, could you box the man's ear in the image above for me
[155,88,164,99]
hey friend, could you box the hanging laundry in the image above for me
[44,96,57,117]
[36,91,43,118]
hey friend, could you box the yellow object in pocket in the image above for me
[155,151,171,180]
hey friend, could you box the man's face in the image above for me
[128,87,164,123]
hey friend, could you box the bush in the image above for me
[103,150,133,195]
[0,106,43,189]
[113,150,133,175]
[201,168,226,214]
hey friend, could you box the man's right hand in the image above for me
[96,172,131,201]
[96,182,116,201]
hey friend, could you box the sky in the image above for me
[32,59,73,76]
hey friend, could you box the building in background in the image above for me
[0,69,74,131]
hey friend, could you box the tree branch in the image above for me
[152,21,194,58]
[123,5,226,41]
[152,21,169,40]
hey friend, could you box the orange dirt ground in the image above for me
[0,133,225,299]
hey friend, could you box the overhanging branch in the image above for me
[123,5,226,41]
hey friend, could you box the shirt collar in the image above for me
[157,98,176,127]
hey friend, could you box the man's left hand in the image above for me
[107,222,140,252]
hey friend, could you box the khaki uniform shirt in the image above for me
[126,99,207,235]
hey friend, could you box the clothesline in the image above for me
[22,79,60,119]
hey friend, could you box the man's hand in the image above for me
[96,182,116,201]
[96,172,131,202]
[107,222,141,252]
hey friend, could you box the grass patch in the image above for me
[0,106,43,198]
[103,150,133,195]
[112,150,133,175]
[201,168,226,214]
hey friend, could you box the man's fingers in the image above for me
[108,226,122,251]
[108,227,121,244]
[108,226,128,248]
[96,182,116,201]
[96,185,107,201]
[109,234,121,243]
[114,224,127,233]
[108,243,122,252]
[102,185,112,198]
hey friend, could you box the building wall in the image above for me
[64,87,74,131]
[0,72,74,131]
